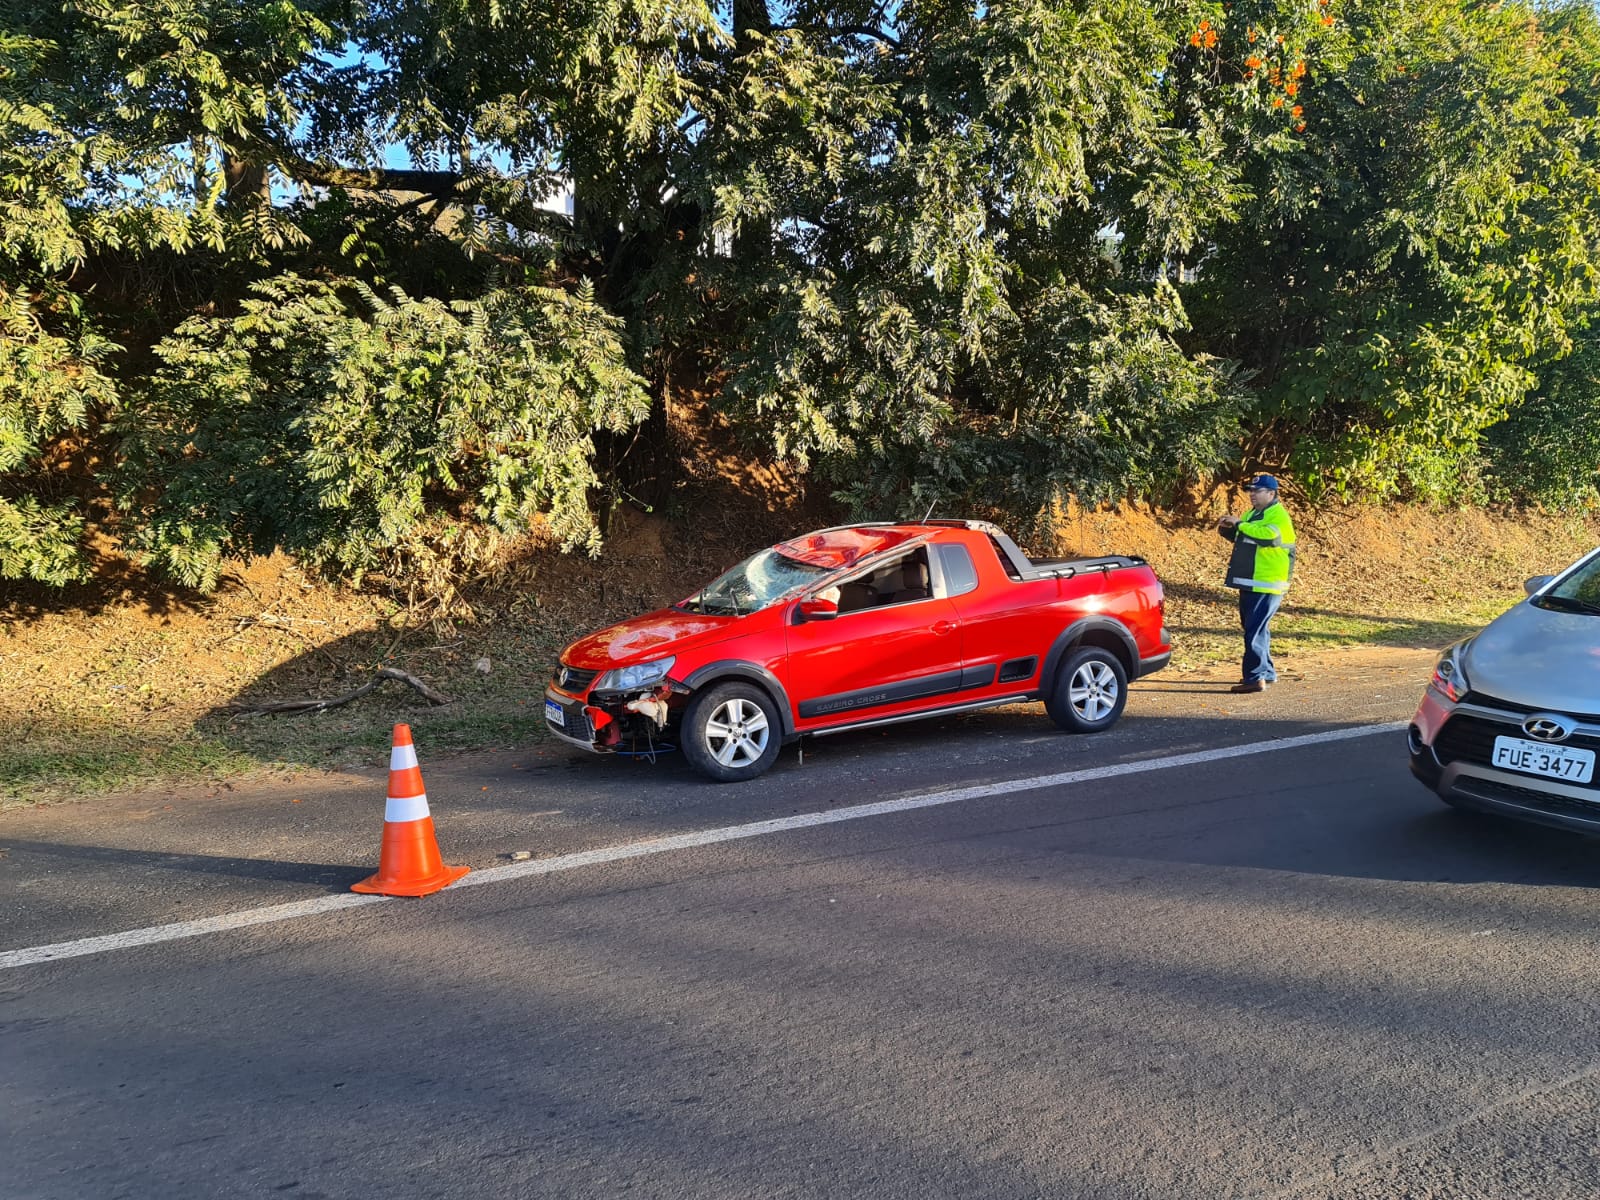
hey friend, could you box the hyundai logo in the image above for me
[1523,714,1576,743]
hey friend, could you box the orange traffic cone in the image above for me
[352,724,469,897]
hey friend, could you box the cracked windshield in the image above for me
[676,549,830,615]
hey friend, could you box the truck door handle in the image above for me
[931,620,955,635]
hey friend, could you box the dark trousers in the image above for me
[1238,589,1283,683]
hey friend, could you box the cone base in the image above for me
[352,862,469,897]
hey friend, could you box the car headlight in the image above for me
[595,656,676,692]
[1430,638,1474,703]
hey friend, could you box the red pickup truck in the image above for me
[544,519,1170,781]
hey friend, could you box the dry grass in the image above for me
[1043,492,1598,673]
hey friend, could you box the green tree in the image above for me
[122,275,649,590]
[1486,310,1600,509]
[691,0,1265,517]
[1187,0,1600,499]
[9,0,1600,597]
[0,20,122,584]
[1,0,670,587]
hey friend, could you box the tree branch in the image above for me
[831,24,901,47]
[772,22,901,48]
[231,667,453,717]
[292,163,473,196]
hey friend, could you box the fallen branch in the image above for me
[232,612,329,632]
[231,667,453,717]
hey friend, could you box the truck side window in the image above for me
[986,534,1023,581]
[837,548,934,612]
[938,544,980,597]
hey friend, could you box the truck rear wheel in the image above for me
[1045,646,1128,733]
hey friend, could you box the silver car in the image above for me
[1409,545,1600,833]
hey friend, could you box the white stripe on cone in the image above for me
[385,794,431,823]
[390,743,419,771]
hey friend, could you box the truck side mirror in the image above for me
[1524,575,1554,596]
[796,597,839,622]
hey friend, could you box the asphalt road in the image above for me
[1,651,1431,951]
[7,650,1600,1198]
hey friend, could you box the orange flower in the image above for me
[1291,104,1303,116]
[1269,67,1282,84]
[1199,18,1211,30]
[1190,31,1201,44]
[1275,33,1285,43]
[1294,61,1306,77]
[1273,96,1284,107]
[1245,54,1263,68]
[1320,14,1333,24]
[1396,63,1407,73]
[1285,81,1298,97]
[1295,122,1307,131]
[1203,28,1218,46]
[1247,27,1258,41]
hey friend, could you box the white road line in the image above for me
[0,721,1403,972]
[0,895,390,970]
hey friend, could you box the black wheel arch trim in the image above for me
[681,661,797,740]
[1041,617,1140,687]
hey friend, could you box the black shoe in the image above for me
[1230,680,1266,694]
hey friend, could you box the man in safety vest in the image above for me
[1218,474,1297,694]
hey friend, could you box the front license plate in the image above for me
[1491,735,1595,784]
[544,699,566,728]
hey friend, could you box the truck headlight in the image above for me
[595,656,676,692]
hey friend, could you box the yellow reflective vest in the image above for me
[1223,500,1297,594]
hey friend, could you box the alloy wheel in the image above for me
[704,697,771,767]
[1068,660,1120,723]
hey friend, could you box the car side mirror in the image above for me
[1524,575,1554,596]
[796,597,839,622]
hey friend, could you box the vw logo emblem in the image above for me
[1523,714,1576,743]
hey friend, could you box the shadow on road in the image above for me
[1111,801,1600,893]
[0,839,369,891]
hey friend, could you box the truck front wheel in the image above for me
[682,682,783,782]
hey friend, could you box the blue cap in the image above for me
[1248,474,1279,491]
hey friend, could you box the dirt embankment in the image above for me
[3,495,1596,802]
[1047,496,1598,672]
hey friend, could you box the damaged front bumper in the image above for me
[543,682,681,753]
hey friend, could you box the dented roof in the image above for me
[772,526,926,569]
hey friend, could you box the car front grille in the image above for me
[553,664,600,693]
[1434,714,1600,792]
